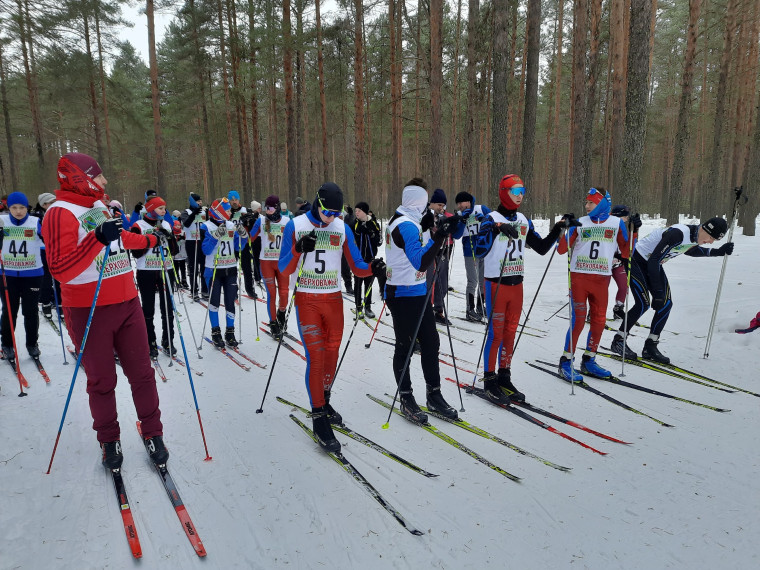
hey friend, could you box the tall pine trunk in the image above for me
[582,0,602,189]
[283,0,297,203]
[429,0,443,189]
[189,0,214,195]
[315,0,329,181]
[94,8,113,170]
[568,0,589,207]
[389,0,400,191]
[0,41,17,190]
[521,0,541,201]
[16,0,43,169]
[491,0,509,192]
[83,14,104,166]
[609,0,626,190]
[146,0,166,194]
[353,0,366,201]
[463,0,479,192]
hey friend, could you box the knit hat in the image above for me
[611,204,630,218]
[313,182,343,212]
[498,174,525,209]
[702,217,728,239]
[280,202,288,211]
[145,189,157,201]
[228,190,240,201]
[251,200,261,211]
[210,198,231,222]
[265,195,280,210]
[145,196,166,220]
[64,152,102,179]
[189,192,202,208]
[430,189,447,205]
[109,200,123,211]
[586,188,611,221]
[38,192,56,207]
[455,191,474,204]
[173,220,182,235]
[295,196,306,205]
[355,201,370,215]
[6,192,29,208]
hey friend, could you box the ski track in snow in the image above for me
[1,216,758,568]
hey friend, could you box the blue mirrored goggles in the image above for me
[318,198,341,218]
[508,186,526,196]
[588,187,601,196]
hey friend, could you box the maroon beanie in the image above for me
[265,195,280,209]
[64,152,102,179]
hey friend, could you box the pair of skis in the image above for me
[109,422,206,558]
[3,353,49,386]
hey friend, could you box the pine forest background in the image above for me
[0,0,759,232]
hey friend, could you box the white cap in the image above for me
[251,200,261,211]
[280,202,287,210]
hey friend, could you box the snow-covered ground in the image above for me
[2,216,758,569]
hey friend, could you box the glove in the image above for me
[211,224,228,239]
[621,257,630,272]
[420,210,435,232]
[133,202,143,215]
[240,213,256,231]
[629,213,642,230]
[94,218,123,245]
[497,223,519,239]
[436,215,461,236]
[154,226,173,242]
[236,224,248,238]
[554,213,582,231]
[295,230,317,253]
[651,296,667,311]
[370,258,386,279]
[714,242,734,256]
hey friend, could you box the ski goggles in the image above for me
[507,185,526,196]
[265,205,277,214]
[318,198,341,218]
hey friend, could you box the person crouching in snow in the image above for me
[201,197,249,349]
[278,182,380,453]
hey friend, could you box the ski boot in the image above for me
[101,440,123,470]
[149,340,159,360]
[161,336,177,356]
[483,372,511,405]
[268,319,281,337]
[355,306,364,320]
[143,435,169,465]
[558,356,584,383]
[312,407,341,453]
[426,386,458,419]
[364,306,376,320]
[201,291,210,301]
[434,310,452,326]
[498,367,525,402]
[42,303,53,319]
[210,326,225,349]
[324,391,343,425]
[475,294,485,320]
[642,338,670,364]
[225,327,239,348]
[466,293,482,322]
[399,391,428,424]
[2,346,14,361]
[580,354,612,378]
[27,344,41,359]
[612,303,626,320]
[611,334,638,360]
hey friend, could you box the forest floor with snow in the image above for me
[1,215,758,570]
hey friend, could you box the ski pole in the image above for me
[469,246,511,390]
[51,278,68,365]
[247,237,260,341]
[440,261,465,412]
[0,258,27,396]
[382,250,448,429]
[364,300,387,348]
[166,247,203,359]
[198,241,221,351]
[157,237,174,366]
[158,240,212,460]
[703,186,746,358]
[620,219,636,377]
[512,245,557,357]
[545,301,568,321]
[46,245,110,473]
[566,238,577,396]
[333,311,360,382]
[256,250,310,413]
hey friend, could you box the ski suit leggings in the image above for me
[424,255,449,312]
[353,275,375,309]
[295,291,344,409]
[564,272,610,354]
[173,258,187,284]
[65,297,163,442]
[261,259,289,321]
[483,280,523,372]
[205,267,238,328]
[1,275,42,348]
[386,292,440,393]
[135,269,175,345]
[611,263,628,304]
[186,240,208,297]
[619,258,672,337]
[240,244,255,294]
[463,255,485,300]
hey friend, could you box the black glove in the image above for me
[240,213,256,231]
[713,242,734,256]
[651,296,667,311]
[436,215,461,236]
[295,230,317,253]
[629,213,642,230]
[189,205,202,216]
[133,202,143,215]
[557,213,582,230]
[497,223,519,239]
[154,226,173,242]
[94,218,123,245]
[370,258,386,279]
[621,258,630,272]
[420,210,435,232]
